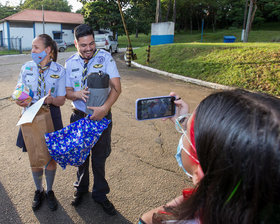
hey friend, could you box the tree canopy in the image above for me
[21,0,72,12]
[0,3,20,20]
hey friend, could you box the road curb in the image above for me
[131,60,234,90]
[123,51,234,90]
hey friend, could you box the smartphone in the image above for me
[135,96,176,121]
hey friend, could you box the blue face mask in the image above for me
[175,135,193,178]
[31,50,47,64]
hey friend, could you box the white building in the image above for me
[0,9,84,50]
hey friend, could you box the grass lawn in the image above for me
[133,42,280,96]
[117,28,280,48]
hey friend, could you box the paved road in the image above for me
[0,52,214,224]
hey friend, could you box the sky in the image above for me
[0,0,83,12]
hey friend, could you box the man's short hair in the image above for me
[74,24,94,41]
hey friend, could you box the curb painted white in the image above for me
[124,53,234,90]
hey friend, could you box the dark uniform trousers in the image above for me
[70,110,112,202]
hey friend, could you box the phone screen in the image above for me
[136,96,176,120]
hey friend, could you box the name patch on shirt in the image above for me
[26,73,33,76]
[93,64,103,68]
[50,74,60,79]
[72,68,80,72]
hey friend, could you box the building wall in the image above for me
[0,21,78,50]
[10,26,33,50]
[62,29,74,46]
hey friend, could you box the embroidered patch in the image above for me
[26,67,33,71]
[50,74,60,79]
[72,68,80,72]
[26,73,33,76]
[97,56,105,64]
[51,87,55,93]
[74,81,80,87]
[93,64,103,68]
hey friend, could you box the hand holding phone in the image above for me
[135,96,176,121]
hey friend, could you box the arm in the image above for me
[140,195,184,224]
[88,77,121,120]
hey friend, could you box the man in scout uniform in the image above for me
[65,24,121,216]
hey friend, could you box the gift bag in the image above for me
[21,106,54,167]
[45,115,111,169]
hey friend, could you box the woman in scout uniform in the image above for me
[15,34,66,211]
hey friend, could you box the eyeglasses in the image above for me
[175,114,199,164]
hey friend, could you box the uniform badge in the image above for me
[50,74,60,79]
[51,87,55,93]
[93,64,103,68]
[74,81,80,87]
[26,67,33,71]
[97,56,105,64]
[26,73,33,76]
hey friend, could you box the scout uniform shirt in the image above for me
[65,49,120,113]
[18,61,66,103]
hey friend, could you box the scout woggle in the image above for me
[31,50,47,64]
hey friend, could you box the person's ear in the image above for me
[74,39,78,48]
[192,164,204,185]
[45,46,51,55]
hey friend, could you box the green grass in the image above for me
[0,49,21,55]
[133,42,280,96]
[117,29,280,47]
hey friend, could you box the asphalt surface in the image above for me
[0,52,215,224]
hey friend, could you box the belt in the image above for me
[72,108,87,118]
[72,108,112,119]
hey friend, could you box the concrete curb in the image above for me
[123,50,233,90]
[130,60,234,90]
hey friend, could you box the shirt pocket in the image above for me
[24,74,37,91]
[70,72,82,90]
[46,78,58,97]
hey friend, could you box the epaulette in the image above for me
[65,53,78,63]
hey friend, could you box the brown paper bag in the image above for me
[21,106,54,167]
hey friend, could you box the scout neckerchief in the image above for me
[37,61,51,98]
[81,49,99,89]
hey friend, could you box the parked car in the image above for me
[55,40,67,52]
[95,34,118,54]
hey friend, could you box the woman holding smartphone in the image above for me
[139,89,280,224]
[15,34,66,211]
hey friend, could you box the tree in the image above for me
[81,0,122,38]
[21,0,72,12]
[243,0,257,42]
[0,3,21,20]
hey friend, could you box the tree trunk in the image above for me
[249,0,257,32]
[155,0,160,23]
[244,0,253,42]
[190,12,193,34]
[173,0,176,24]
[212,12,216,32]
[241,0,249,41]
[166,0,172,21]
[135,27,138,38]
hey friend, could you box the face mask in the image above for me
[175,135,193,178]
[31,50,47,64]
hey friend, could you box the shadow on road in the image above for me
[0,182,22,224]
[74,192,132,224]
